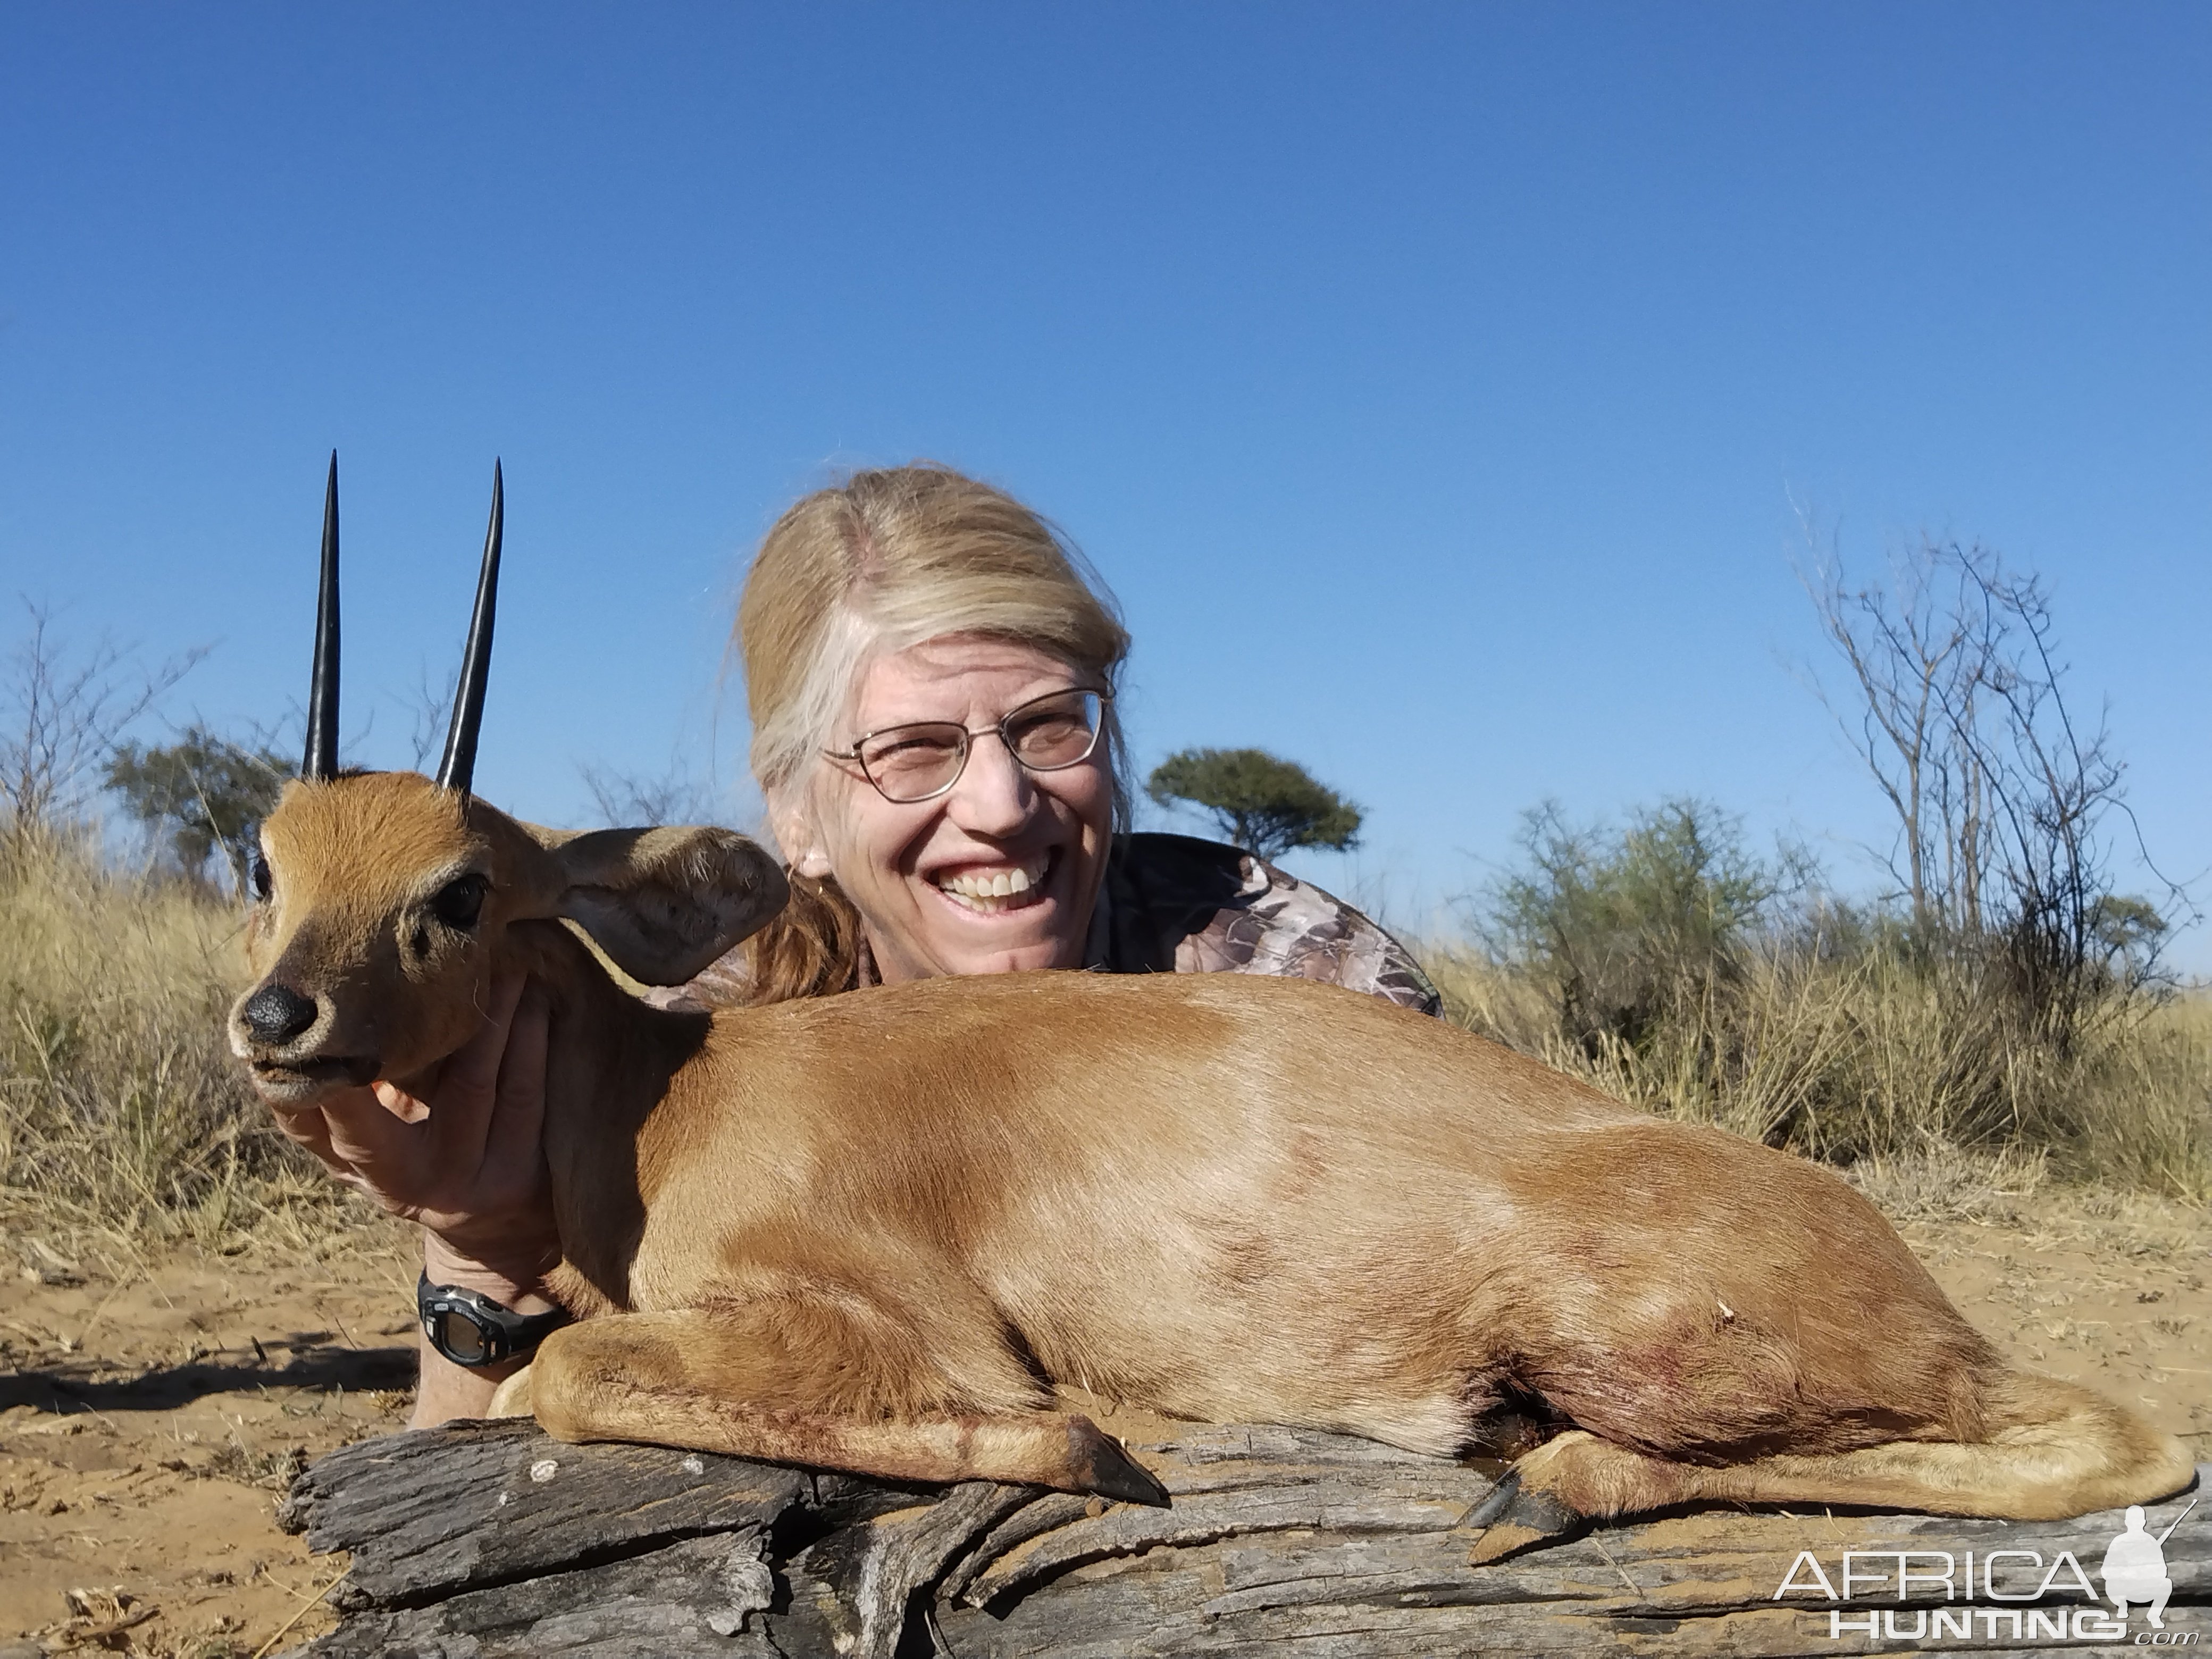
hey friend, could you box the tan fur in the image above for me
[232,773,2198,1537]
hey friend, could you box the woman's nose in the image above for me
[945,732,1035,836]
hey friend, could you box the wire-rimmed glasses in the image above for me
[826,687,1111,805]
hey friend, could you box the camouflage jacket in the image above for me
[1074,833,1439,1015]
[678,832,1439,1016]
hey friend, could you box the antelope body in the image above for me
[229,464,2194,1560]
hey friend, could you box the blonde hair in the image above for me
[740,463,1132,819]
[728,465,1131,1002]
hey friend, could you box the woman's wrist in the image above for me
[420,1228,561,1316]
[412,1343,521,1428]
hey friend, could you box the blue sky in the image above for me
[3,4,2207,956]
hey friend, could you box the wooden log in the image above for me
[278,1417,917,1610]
[280,1420,2207,1658]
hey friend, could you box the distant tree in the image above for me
[1798,531,2177,1039]
[106,725,293,886]
[1485,798,1802,1054]
[1145,748,1362,860]
[2090,893,2166,975]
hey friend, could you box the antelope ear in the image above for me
[536,825,789,986]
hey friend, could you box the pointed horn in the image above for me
[435,460,503,796]
[303,451,341,781]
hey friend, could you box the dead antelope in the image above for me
[231,463,2195,1561]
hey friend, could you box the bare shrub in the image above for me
[1798,532,2182,1054]
[579,759,725,828]
[0,600,203,850]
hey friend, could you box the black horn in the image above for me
[303,451,341,781]
[434,460,503,797]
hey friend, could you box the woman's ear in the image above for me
[768,784,833,881]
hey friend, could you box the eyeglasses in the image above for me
[827,687,1111,804]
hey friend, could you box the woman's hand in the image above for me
[265,966,562,1295]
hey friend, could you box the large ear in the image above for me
[535,826,789,986]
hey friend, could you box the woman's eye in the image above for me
[432,875,489,929]
[867,735,959,767]
[1009,714,1079,745]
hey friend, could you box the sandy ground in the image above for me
[0,1187,2206,1658]
[0,1215,417,1658]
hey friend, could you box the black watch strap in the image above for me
[417,1273,571,1368]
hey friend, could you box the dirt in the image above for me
[0,1192,2206,1658]
[0,1218,416,1657]
[1887,1191,2212,1447]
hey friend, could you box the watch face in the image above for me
[430,1305,493,1364]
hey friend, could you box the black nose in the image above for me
[241,983,320,1044]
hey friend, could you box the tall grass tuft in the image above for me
[0,820,350,1248]
[1439,801,2212,1201]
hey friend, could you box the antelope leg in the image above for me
[530,1301,1166,1503]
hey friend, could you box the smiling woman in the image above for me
[688,464,1440,1011]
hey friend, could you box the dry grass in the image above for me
[5,815,2205,1250]
[1431,945,2212,1201]
[0,824,356,1253]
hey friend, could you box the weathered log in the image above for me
[281,1420,2207,1657]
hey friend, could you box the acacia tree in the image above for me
[107,725,294,888]
[1145,748,1361,860]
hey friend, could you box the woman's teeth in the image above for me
[933,859,1049,912]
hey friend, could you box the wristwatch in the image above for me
[417,1273,571,1368]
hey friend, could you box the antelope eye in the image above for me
[432,874,489,930]
[249,850,273,903]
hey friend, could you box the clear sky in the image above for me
[3,4,2207,956]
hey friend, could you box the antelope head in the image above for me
[229,456,787,1106]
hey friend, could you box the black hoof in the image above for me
[1466,1470,1588,1564]
[1077,1429,1171,1508]
[1467,1469,1527,1528]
